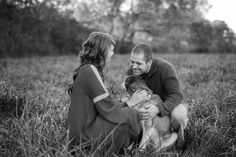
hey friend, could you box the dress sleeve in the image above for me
[81,65,110,103]
[157,66,182,116]
[81,65,142,133]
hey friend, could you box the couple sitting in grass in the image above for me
[66,32,188,155]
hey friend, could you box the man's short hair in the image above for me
[131,43,153,62]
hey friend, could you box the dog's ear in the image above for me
[122,75,138,96]
[121,75,131,90]
[123,75,135,90]
[133,78,153,94]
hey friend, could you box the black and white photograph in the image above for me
[0,0,235,156]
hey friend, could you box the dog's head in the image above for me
[123,75,152,97]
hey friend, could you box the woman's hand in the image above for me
[126,90,150,107]
[140,104,160,120]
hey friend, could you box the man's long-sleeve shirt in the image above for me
[128,58,182,116]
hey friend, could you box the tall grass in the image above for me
[0,54,235,157]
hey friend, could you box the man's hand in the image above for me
[140,105,160,120]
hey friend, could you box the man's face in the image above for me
[130,52,151,76]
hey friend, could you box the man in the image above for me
[127,43,188,149]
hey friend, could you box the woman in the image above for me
[67,32,148,154]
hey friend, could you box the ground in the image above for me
[0,53,235,157]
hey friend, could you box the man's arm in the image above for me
[157,66,182,116]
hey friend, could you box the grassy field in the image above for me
[0,54,236,157]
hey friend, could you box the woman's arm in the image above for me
[80,65,142,130]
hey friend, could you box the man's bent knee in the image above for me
[171,104,188,129]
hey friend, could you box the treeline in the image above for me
[0,0,93,57]
[189,20,236,53]
[73,0,236,54]
[0,0,236,58]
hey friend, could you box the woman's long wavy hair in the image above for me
[68,32,115,95]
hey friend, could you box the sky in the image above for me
[205,0,236,33]
[120,0,236,33]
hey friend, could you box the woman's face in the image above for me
[106,44,114,63]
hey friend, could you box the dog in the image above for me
[122,75,178,151]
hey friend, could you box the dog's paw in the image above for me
[157,132,178,152]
